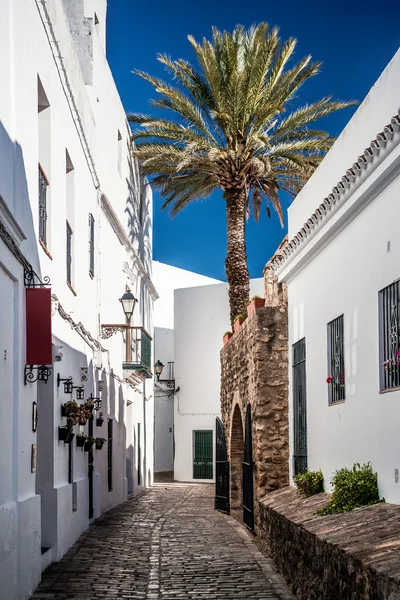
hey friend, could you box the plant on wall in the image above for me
[317,462,381,515]
[293,469,324,498]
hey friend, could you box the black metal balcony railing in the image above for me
[123,327,152,378]
[38,165,48,246]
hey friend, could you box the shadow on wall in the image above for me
[0,120,41,276]
[124,152,152,275]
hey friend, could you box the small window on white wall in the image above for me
[38,76,51,253]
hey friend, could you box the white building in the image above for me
[153,262,263,482]
[152,261,221,475]
[0,2,156,599]
[274,49,400,502]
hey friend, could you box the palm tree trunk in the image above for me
[224,189,250,328]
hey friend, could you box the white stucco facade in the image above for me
[174,278,264,482]
[152,263,221,474]
[0,2,156,599]
[275,49,400,502]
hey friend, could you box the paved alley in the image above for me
[30,484,293,600]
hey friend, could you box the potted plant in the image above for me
[247,296,265,318]
[233,313,247,334]
[95,437,106,450]
[84,436,95,452]
[76,433,86,448]
[223,331,233,346]
[61,400,79,421]
[96,412,104,427]
[58,426,75,444]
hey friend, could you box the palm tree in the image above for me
[128,23,355,327]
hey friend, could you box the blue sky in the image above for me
[106,0,398,280]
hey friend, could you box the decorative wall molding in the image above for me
[272,108,400,275]
[0,213,30,270]
[52,293,107,353]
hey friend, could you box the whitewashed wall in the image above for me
[0,1,155,598]
[278,49,400,503]
[174,279,264,482]
[154,327,175,473]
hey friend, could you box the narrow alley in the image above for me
[30,483,293,600]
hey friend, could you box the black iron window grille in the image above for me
[379,279,400,391]
[293,338,307,475]
[88,213,94,276]
[38,165,48,246]
[66,221,73,285]
[327,315,345,403]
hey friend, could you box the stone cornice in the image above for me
[273,108,400,277]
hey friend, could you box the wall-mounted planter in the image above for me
[247,297,265,318]
[95,438,106,450]
[58,426,75,444]
[223,332,233,346]
[76,435,86,448]
[84,439,95,452]
[79,417,87,426]
[96,418,104,427]
[233,317,246,333]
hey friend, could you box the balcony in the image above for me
[101,325,152,387]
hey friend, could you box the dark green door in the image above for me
[193,430,213,479]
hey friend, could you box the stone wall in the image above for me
[258,487,400,600]
[220,262,289,530]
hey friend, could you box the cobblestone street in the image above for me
[31,483,293,600]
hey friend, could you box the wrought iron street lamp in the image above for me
[119,291,137,322]
[154,360,164,382]
[119,290,137,363]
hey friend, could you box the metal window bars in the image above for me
[327,315,345,403]
[66,221,73,284]
[38,165,48,246]
[379,280,400,391]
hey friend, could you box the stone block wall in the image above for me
[258,487,400,600]
[220,264,289,530]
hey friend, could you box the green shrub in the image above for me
[293,469,324,498]
[317,462,380,516]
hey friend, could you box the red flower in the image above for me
[326,376,334,384]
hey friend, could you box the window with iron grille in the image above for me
[66,221,73,285]
[327,315,345,403]
[38,165,48,246]
[379,279,400,391]
[88,213,95,276]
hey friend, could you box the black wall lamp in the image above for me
[154,360,164,382]
[74,387,85,400]
[57,374,73,394]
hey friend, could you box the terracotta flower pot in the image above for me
[223,332,232,346]
[247,297,265,318]
[233,317,245,333]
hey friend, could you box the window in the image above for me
[108,419,113,491]
[88,213,95,277]
[38,166,48,246]
[66,151,75,289]
[379,279,400,391]
[38,76,51,251]
[66,221,73,285]
[327,315,345,403]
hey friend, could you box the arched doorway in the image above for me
[230,404,244,510]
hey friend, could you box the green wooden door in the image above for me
[193,430,213,479]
